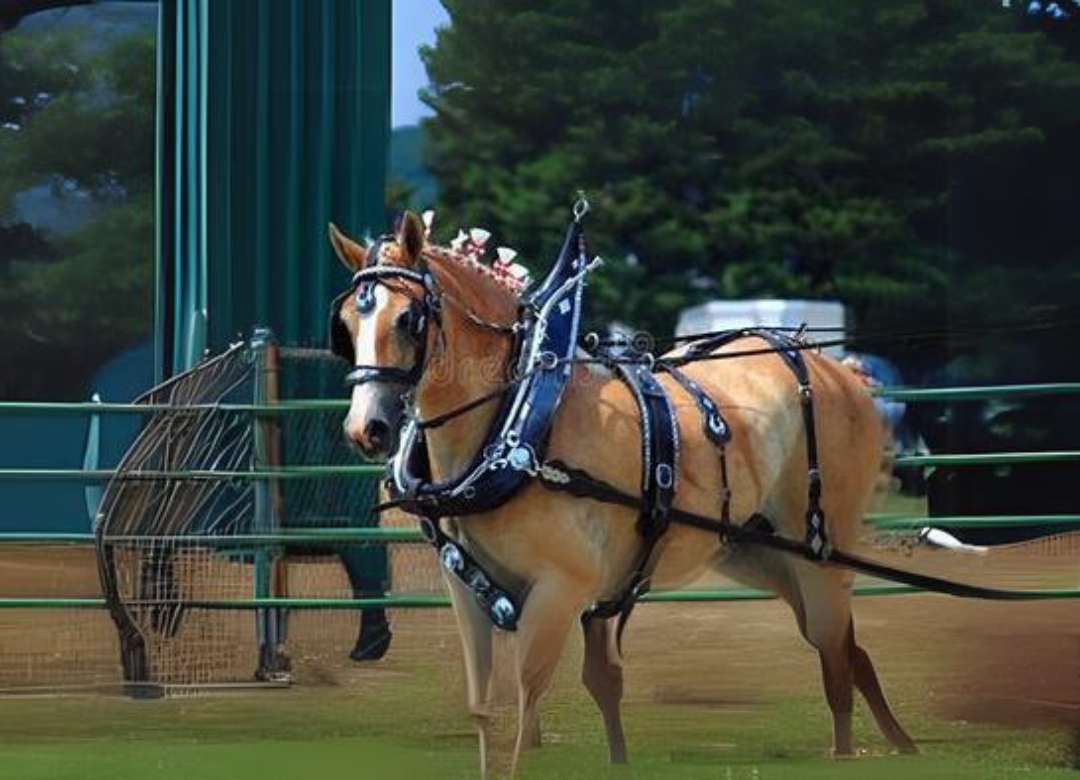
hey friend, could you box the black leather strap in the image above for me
[418,516,520,631]
[583,361,680,626]
[656,362,733,525]
[749,329,829,559]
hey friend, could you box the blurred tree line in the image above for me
[418,0,1080,383]
[0,24,154,400]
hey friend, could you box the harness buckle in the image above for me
[537,351,559,371]
[418,516,437,542]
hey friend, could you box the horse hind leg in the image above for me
[581,615,628,763]
[790,567,859,756]
[849,624,918,754]
[794,567,916,756]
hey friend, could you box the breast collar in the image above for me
[387,217,596,519]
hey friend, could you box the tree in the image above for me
[0,25,155,399]
[420,0,1080,381]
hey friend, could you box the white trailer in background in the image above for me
[675,299,847,357]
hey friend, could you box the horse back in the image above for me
[666,337,886,549]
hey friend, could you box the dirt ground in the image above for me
[0,542,1077,739]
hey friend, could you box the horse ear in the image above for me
[397,211,426,265]
[328,222,367,272]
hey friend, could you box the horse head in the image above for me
[328,211,433,458]
[328,211,521,462]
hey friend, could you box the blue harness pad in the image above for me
[389,219,591,518]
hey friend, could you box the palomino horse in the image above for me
[328,211,917,776]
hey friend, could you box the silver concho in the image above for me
[506,445,535,472]
[490,596,516,629]
[439,543,464,573]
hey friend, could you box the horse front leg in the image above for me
[443,570,495,778]
[581,615,628,763]
[509,575,579,778]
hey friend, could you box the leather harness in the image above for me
[329,212,1049,634]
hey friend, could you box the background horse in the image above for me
[329,212,917,777]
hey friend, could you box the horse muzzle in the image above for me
[343,382,404,459]
[345,413,401,459]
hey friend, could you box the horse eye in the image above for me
[394,307,415,335]
[395,304,425,340]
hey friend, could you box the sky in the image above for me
[392,0,449,127]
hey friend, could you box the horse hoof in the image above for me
[350,622,392,662]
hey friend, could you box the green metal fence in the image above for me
[1,379,1079,611]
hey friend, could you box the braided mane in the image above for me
[423,244,525,298]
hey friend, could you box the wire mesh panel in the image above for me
[95,341,262,695]
[93,334,441,696]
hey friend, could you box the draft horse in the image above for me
[327,210,917,777]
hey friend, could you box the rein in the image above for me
[533,460,1061,602]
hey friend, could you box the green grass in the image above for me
[0,684,1074,780]
[0,737,461,780]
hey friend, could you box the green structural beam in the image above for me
[869,514,1080,530]
[158,0,391,377]
[0,466,384,481]
[893,451,1080,467]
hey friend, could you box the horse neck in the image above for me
[414,252,518,480]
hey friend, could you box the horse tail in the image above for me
[840,355,897,502]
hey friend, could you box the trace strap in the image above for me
[533,459,1062,602]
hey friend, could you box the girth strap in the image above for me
[583,360,680,624]
[656,361,733,525]
[615,362,679,539]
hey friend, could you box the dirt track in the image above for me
[1,543,1077,737]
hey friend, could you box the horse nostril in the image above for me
[364,418,391,451]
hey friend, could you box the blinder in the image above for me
[327,240,442,388]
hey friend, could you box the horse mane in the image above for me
[423,244,524,299]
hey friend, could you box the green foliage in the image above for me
[0,27,154,399]
[420,0,1080,380]
[389,125,439,210]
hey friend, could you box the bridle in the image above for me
[328,238,519,394]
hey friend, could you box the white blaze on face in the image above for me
[348,284,391,423]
